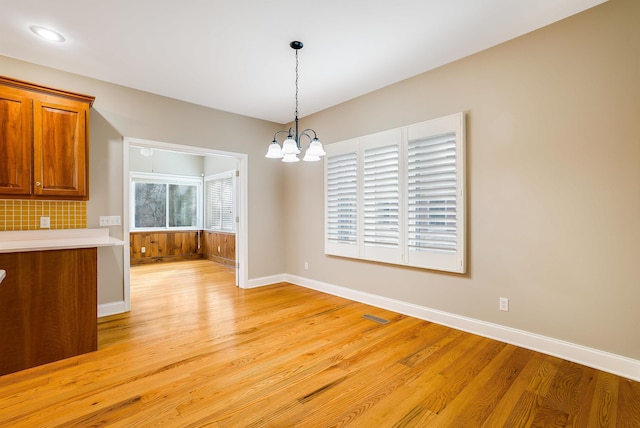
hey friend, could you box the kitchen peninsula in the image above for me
[0,228,123,375]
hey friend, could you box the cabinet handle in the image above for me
[35,182,41,187]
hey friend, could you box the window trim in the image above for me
[324,112,466,273]
[130,172,203,232]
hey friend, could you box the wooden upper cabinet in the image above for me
[33,99,88,198]
[0,90,32,195]
[0,76,94,200]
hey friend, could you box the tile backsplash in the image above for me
[0,200,87,231]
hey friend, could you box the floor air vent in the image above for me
[362,314,390,324]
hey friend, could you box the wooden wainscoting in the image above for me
[129,231,202,265]
[202,230,236,267]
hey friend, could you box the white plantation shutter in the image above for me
[206,179,221,229]
[407,133,457,253]
[205,172,235,232]
[220,177,234,230]
[406,113,465,272]
[364,145,399,247]
[361,128,403,263]
[325,143,359,258]
[324,112,465,273]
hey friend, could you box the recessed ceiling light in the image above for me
[139,148,154,157]
[29,25,66,43]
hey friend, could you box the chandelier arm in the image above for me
[272,130,291,142]
[299,132,312,143]
[272,127,301,142]
[298,132,315,145]
[299,129,318,140]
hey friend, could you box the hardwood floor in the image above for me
[0,260,638,427]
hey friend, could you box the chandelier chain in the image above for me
[295,48,299,119]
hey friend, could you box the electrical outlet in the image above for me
[218,246,221,253]
[304,262,309,270]
[141,246,146,254]
[499,297,509,312]
[40,216,50,228]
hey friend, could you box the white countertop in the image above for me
[0,228,125,253]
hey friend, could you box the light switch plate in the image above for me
[40,216,50,228]
[99,215,121,226]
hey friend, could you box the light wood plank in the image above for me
[0,260,638,427]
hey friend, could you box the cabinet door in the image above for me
[33,99,88,198]
[0,253,32,375]
[0,90,32,195]
[0,249,97,376]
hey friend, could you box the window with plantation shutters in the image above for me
[205,171,235,232]
[324,112,465,273]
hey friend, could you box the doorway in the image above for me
[122,137,248,312]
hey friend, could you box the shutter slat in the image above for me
[364,166,398,176]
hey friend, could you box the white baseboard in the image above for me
[283,274,640,382]
[98,301,127,318]
[244,274,286,289]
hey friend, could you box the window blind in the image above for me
[205,175,234,231]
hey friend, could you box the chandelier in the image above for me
[265,41,326,163]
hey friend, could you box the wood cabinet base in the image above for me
[0,248,97,376]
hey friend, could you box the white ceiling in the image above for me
[0,0,606,124]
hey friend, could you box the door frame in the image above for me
[122,137,249,311]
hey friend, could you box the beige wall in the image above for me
[204,155,238,176]
[284,0,640,360]
[0,56,285,304]
[1,0,637,361]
